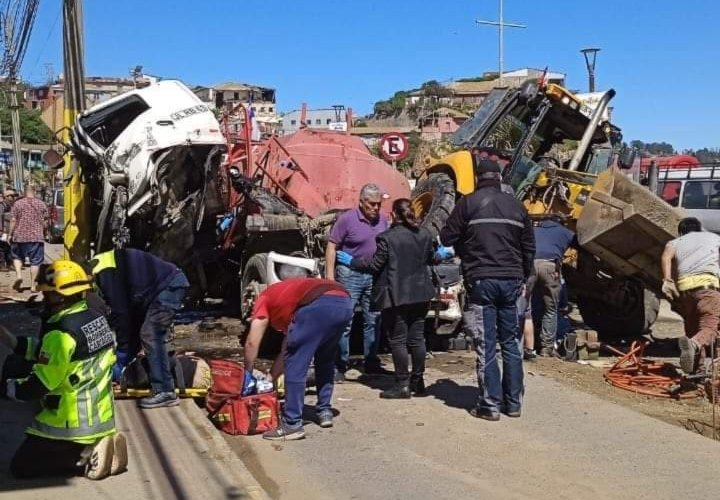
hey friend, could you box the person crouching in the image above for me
[2,261,126,480]
[243,278,353,440]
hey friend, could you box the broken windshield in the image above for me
[451,88,510,147]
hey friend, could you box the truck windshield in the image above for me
[451,88,510,147]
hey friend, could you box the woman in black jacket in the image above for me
[337,198,436,399]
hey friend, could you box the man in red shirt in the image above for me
[244,278,352,440]
[8,185,48,292]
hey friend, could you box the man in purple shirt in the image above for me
[326,184,389,380]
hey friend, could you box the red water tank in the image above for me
[639,155,700,171]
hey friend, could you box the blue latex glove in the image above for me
[336,251,353,266]
[434,245,455,261]
[242,371,257,396]
[219,215,234,232]
[112,350,131,383]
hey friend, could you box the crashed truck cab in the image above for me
[69,80,226,263]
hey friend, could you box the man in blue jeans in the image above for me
[90,248,189,409]
[325,183,389,380]
[243,278,353,440]
[441,158,535,420]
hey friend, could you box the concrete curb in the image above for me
[182,401,269,500]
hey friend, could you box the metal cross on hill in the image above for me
[475,0,526,87]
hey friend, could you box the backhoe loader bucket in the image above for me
[576,169,684,293]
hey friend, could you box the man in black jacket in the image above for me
[90,248,189,409]
[440,158,535,421]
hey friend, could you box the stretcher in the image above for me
[112,386,208,399]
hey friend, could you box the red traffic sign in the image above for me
[380,133,409,162]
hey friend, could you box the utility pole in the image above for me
[476,0,526,87]
[580,47,601,93]
[130,64,143,88]
[63,0,88,260]
[9,77,23,191]
[3,14,24,191]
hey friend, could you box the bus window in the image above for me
[682,181,707,209]
[658,181,680,207]
[709,182,720,209]
[681,181,720,209]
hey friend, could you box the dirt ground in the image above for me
[5,268,718,443]
[171,302,720,442]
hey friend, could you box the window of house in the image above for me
[306,119,312,125]
[315,119,322,125]
[269,107,274,113]
[326,118,332,125]
[291,120,297,126]
[233,92,239,100]
[657,181,681,207]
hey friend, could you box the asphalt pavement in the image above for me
[234,361,720,500]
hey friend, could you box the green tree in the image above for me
[421,80,451,98]
[693,148,720,164]
[0,106,53,144]
[397,131,422,172]
[629,139,675,157]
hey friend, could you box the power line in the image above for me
[27,5,62,82]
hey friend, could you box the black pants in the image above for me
[381,302,429,382]
[11,434,86,478]
[0,241,10,266]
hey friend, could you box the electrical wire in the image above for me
[0,0,39,79]
[26,5,61,83]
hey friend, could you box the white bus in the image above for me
[656,165,720,233]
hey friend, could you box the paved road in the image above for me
[0,399,265,500]
[232,359,720,500]
[0,251,267,500]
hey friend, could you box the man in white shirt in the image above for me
[661,217,720,374]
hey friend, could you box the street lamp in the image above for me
[580,47,601,93]
[476,0,526,87]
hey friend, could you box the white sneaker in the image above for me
[85,435,114,480]
[111,432,128,475]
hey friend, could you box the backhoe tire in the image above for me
[412,172,456,239]
[577,283,660,339]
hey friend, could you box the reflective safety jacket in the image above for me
[18,300,117,444]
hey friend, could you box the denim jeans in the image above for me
[466,278,523,414]
[284,295,354,427]
[335,265,380,372]
[140,272,189,393]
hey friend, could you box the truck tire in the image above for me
[411,172,456,239]
[239,252,284,356]
[577,282,660,339]
[241,253,268,320]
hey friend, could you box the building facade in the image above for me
[282,107,348,134]
[26,75,155,111]
[407,68,566,111]
[193,82,280,137]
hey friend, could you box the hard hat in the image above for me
[36,260,92,296]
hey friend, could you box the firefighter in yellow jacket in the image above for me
[1,260,127,480]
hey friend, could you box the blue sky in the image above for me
[20,0,720,151]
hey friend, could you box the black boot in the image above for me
[380,382,411,399]
[409,376,427,396]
